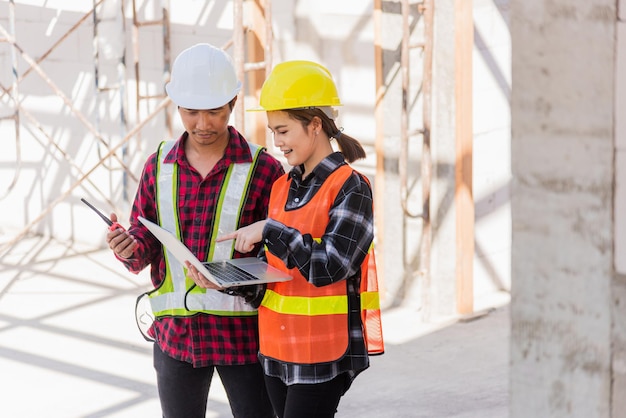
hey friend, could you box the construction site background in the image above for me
[0,0,512,318]
[1,0,625,417]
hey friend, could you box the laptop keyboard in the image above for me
[203,261,257,283]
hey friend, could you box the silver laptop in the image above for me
[138,216,292,288]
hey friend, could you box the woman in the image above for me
[187,60,384,418]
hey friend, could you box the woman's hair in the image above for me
[283,108,366,163]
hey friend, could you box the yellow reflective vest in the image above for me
[148,140,262,317]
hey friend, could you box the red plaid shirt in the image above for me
[120,127,284,367]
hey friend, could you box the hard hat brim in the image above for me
[167,81,241,110]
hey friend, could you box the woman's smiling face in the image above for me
[267,110,329,176]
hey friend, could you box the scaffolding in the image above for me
[374,0,434,314]
[0,0,273,255]
[0,0,19,201]
[131,0,172,139]
[0,0,476,317]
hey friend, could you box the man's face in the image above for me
[178,100,233,147]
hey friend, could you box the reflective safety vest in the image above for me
[259,165,384,364]
[148,140,262,317]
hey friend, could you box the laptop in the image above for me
[138,216,292,288]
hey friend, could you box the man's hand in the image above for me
[106,213,137,259]
[185,262,223,290]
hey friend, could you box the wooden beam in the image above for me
[373,0,386,297]
[455,0,474,315]
[246,0,269,147]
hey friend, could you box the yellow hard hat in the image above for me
[254,60,342,111]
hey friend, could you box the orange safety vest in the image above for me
[259,165,384,364]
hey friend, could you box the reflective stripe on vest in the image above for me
[360,243,385,355]
[361,290,380,311]
[148,140,262,317]
[261,289,348,316]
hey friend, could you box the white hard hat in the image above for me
[165,43,242,109]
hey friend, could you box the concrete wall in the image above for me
[0,0,513,316]
[473,0,511,306]
[612,0,626,414]
[510,0,618,415]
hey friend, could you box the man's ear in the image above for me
[229,96,238,110]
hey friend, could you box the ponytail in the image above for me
[331,129,366,163]
[284,108,366,163]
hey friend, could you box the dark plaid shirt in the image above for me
[120,127,284,367]
[253,152,374,385]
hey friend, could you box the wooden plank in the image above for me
[455,0,474,315]
[373,0,387,296]
[246,0,268,146]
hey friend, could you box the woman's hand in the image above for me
[217,220,267,254]
[185,262,223,290]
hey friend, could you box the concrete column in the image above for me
[612,0,626,414]
[430,0,458,318]
[510,1,617,416]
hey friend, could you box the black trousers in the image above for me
[263,373,348,418]
[153,344,275,418]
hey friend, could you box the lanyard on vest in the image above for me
[148,139,262,317]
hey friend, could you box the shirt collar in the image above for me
[289,152,346,182]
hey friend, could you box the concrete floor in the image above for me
[0,235,510,418]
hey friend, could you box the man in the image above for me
[106,43,283,418]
